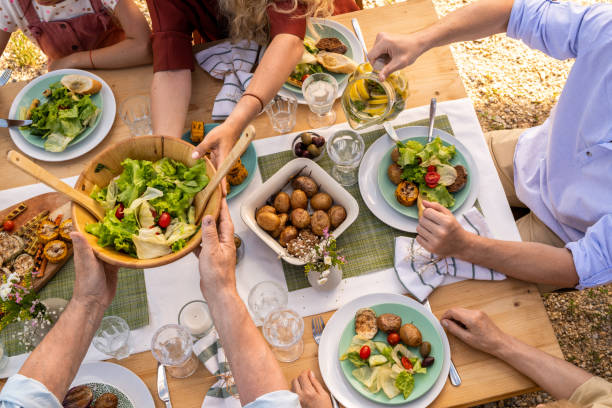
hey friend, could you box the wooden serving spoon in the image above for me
[7,150,106,221]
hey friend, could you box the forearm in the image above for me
[151,70,191,137]
[206,289,289,405]
[67,39,152,69]
[18,300,106,400]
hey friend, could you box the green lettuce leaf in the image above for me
[346,352,368,367]
[402,165,426,184]
[419,184,455,208]
[395,371,415,399]
[85,209,139,256]
[397,140,424,167]
[417,137,456,164]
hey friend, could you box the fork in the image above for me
[0,69,12,87]
[312,316,339,408]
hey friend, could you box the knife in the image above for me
[0,119,32,128]
[157,363,172,408]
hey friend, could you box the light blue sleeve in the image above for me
[507,0,612,59]
[244,390,301,408]
[566,214,612,289]
[0,374,62,408]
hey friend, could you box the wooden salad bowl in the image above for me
[72,136,222,269]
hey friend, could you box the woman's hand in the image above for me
[440,308,509,356]
[192,122,239,168]
[48,54,77,71]
[368,32,428,81]
[292,370,333,408]
[416,200,473,257]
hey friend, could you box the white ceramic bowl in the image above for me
[240,158,359,265]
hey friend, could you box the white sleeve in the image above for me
[244,390,301,408]
[0,374,62,408]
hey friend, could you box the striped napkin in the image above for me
[195,40,259,121]
[394,208,506,302]
[194,328,241,407]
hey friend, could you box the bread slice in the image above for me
[355,307,378,339]
[61,74,102,95]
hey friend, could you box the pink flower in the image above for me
[322,227,329,238]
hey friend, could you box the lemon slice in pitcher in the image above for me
[61,74,102,95]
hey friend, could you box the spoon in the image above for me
[383,122,400,144]
[427,97,437,143]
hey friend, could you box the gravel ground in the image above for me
[1,1,611,407]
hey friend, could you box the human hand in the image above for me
[416,200,472,257]
[197,199,236,300]
[47,54,76,71]
[70,232,118,312]
[291,370,333,408]
[191,122,237,169]
[440,308,509,356]
[367,32,427,81]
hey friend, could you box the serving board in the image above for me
[0,192,73,292]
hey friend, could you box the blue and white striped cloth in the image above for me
[394,208,506,302]
[195,40,259,121]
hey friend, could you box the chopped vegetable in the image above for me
[158,212,171,228]
[360,345,371,360]
[387,332,400,346]
[395,371,415,399]
[401,356,413,370]
[2,220,15,232]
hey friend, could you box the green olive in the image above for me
[420,341,431,358]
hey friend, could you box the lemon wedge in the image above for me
[368,97,388,105]
[363,105,387,116]
[357,62,373,74]
[60,74,102,95]
[355,79,370,100]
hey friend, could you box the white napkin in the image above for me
[195,40,259,121]
[394,208,506,302]
[194,328,241,408]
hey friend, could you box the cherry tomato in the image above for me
[401,356,413,370]
[115,203,125,220]
[2,220,15,232]
[425,171,440,188]
[359,345,371,360]
[158,212,171,228]
[427,165,437,173]
[387,332,400,346]
[301,74,310,83]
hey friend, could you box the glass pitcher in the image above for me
[341,62,410,130]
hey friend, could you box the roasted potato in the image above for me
[376,313,402,333]
[290,189,308,210]
[290,208,311,229]
[94,393,119,408]
[391,147,400,163]
[310,192,333,211]
[292,176,318,198]
[399,323,422,347]
[355,308,378,339]
[270,213,288,238]
[279,226,299,247]
[273,192,291,213]
[62,385,94,408]
[387,163,403,185]
[310,210,331,235]
[256,205,276,217]
[328,205,347,228]
[256,211,281,232]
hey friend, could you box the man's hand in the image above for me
[292,370,333,408]
[440,308,509,356]
[192,122,238,168]
[416,200,473,257]
[197,199,236,299]
[368,32,427,81]
[70,232,118,312]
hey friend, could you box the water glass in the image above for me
[263,308,304,363]
[265,94,297,134]
[178,300,214,339]
[119,95,152,136]
[0,338,8,371]
[326,129,365,186]
[151,324,199,379]
[302,73,338,128]
[92,316,131,360]
[247,281,288,325]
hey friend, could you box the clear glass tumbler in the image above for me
[302,73,338,128]
[248,281,289,325]
[92,316,131,360]
[326,129,365,186]
[151,324,199,379]
[264,94,297,134]
[263,308,304,363]
[119,95,152,136]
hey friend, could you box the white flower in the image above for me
[324,256,332,265]
[0,283,12,301]
[320,269,330,278]
[317,277,328,286]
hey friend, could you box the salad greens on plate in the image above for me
[86,157,209,259]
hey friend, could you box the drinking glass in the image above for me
[263,308,304,363]
[302,73,338,128]
[264,94,297,133]
[92,316,131,360]
[326,129,365,186]
[247,281,288,325]
[119,95,152,136]
[0,338,8,371]
[151,324,199,379]
[178,300,214,339]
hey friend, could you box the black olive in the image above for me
[422,356,435,367]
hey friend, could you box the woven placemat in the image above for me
[258,116,454,291]
[2,258,149,356]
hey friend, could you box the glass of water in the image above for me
[92,316,131,360]
[247,281,288,325]
[263,308,304,363]
[119,95,152,136]
[265,94,297,134]
[302,73,338,128]
[151,324,199,379]
[326,129,365,186]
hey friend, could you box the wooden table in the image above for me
[0,2,562,407]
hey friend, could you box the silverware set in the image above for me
[0,69,12,87]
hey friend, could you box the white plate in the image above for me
[263,18,365,104]
[8,68,116,162]
[70,362,154,407]
[358,126,480,233]
[319,293,450,408]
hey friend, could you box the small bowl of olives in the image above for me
[292,131,326,161]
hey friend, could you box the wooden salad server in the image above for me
[7,150,106,221]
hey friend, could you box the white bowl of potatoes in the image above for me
[240,158,359,266]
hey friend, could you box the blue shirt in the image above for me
[507,0,612,288]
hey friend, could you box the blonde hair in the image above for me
[219,0,334,45]
[535,401,581,408]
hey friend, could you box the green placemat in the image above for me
[258,116,454,291]
[1,259,149,356]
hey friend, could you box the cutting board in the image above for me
[0,192,73,292]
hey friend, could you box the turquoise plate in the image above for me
[16,74,103,149]
[283,23,355,95]
[338,303,444,404]
[377,136,472,219]
[182,123,256,200]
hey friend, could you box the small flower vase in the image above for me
[307,265,342,290]
[22,298,68,350]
